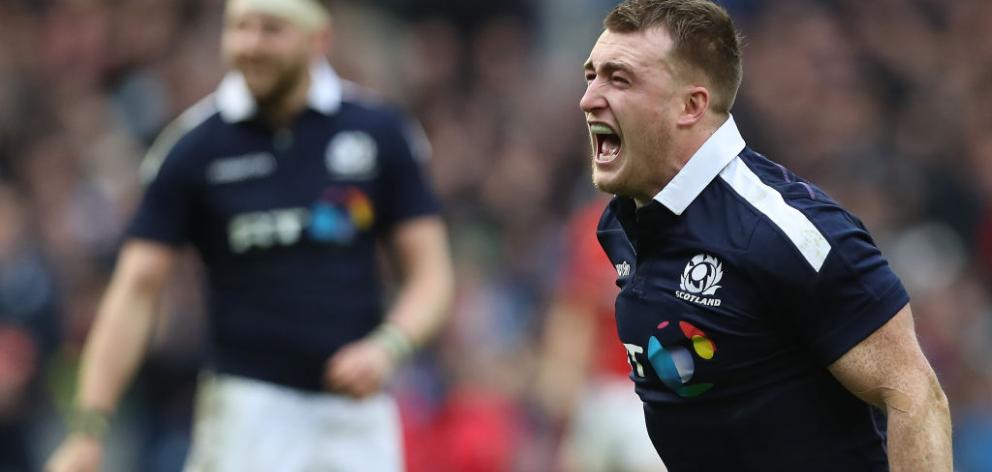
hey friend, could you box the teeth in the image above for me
[601,135,621,157]
[589,123,615,135]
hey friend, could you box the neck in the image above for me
[637,113,728,207]
[260,68,311,128]
[676,113,726,167]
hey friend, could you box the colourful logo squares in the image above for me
[647,320,716,398]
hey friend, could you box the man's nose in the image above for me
[579,82,606,114]
[235,27,266,57]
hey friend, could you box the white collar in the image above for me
[216,58,342,123]
[653,114,746,215]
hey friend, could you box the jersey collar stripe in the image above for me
[216,58,343,123]
[653,114,746,215]
[718,157,831,271]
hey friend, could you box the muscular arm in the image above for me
[47,240,176,472]
[828,304,952,471]
[77,240,176,413]
[379,216,455,346]
[325,216,454,396]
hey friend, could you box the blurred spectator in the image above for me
[0,183,60,471]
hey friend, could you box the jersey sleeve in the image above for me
[751,204,910,366]
[125,131,202,246]
[375,116,441,228]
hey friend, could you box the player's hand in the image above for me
[45,435,103,472]
[323,338,396,398]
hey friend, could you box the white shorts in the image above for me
[561,377,667,472]
[183,372,403,472]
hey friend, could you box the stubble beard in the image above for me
[590,128,674,202]
[591,164,619,195]
[251,57,309,112]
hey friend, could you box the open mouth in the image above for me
[590,123,622,164]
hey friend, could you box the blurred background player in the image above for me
[537,194,666,472]
[45,0,454,471]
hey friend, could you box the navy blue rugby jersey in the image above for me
[596,116,908,471]
[127,61,440,391]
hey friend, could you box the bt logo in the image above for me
[228,208,308,254]
[227,187,374,254]
[624,320,717,398]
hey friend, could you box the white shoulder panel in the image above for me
[718,157,831,271]
[139,95,217,183]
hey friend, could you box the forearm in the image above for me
[74,241,174,414]
[323,220,452,396]
[380,219,454,347]
[76,281,159,413]
[885,384,953,471]
[382,256,453,347]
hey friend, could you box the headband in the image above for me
[226,0,330,32]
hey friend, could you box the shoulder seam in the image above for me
[139,95,218,183]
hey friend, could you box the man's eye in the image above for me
[612,76,630,86]
[585,73,596,82]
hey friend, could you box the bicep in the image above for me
[828,304,939,413]
[112,239,179,294]
[750,213,911,365]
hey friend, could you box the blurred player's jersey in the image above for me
[128,61,439,391]
[597,117,907,471]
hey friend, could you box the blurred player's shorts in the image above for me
[183,371,403,472]
[562,378,667,472]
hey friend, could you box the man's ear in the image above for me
[677,86,710,126]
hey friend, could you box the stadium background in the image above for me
[0,0,990,470]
